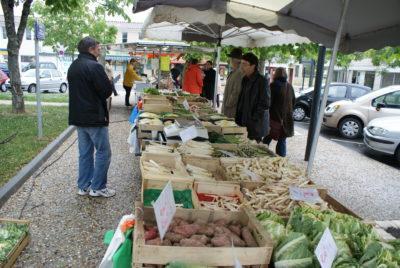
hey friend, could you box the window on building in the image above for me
[25,28,32,40]
[364,71,375,89]
[381,72,397,88]
[122,32,128,43]
[294,65,299,77]
[2,26,7,39]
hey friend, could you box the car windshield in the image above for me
[300,85,326,95]
[22,69,36,77]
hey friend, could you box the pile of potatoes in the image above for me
[144,218,258,248]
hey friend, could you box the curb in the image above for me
[0,126,76,207]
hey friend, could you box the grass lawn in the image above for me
[0,92,69,103]
[0,105,69,186]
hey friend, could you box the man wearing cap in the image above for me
[221,48,245,118]
[235,52,270,142]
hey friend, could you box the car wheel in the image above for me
[59,83,67,93]
[339,117,363,139]
[0,83,6,92]
[28,84,36,93]
[293,105,307,121]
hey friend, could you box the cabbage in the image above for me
[273,232,314,267]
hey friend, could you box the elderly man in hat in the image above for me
[221,48,245,118]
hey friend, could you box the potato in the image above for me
[211,234,231,247]
[190,234,209,245]
[164,232,184,243]
[172,224,200,238]
[197,225,214,237]
[161,239,172,246]
[228,225,242,236]
[214,219,229,226]
[214,226,245,247]
[180,238,206,247]
[241,227,258,247]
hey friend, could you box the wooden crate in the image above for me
[220,126,248,135]
[141,179,198,209]
[133,202,273,267]
[143,103,173,113]
[140,152,193,183]
[138,123,164,132]
[201,123,222,134]
[141,141,180,156]
[143,94,167,100]
[143,98,169,105]
[194,181,244,211]
[182,155,224,181]
[0,219,30,268]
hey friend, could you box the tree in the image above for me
[2,0,131,114]
[1,0,33,113]
[30,1,118,58]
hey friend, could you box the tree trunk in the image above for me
[258,60,266,75]
[1,0,33,113]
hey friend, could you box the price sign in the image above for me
[243,169,262,181]
[289,186,321,204]
[179,125,198,143]
[152,181,176,240]
[315,228,337,268]
[164,123,180,137]
[183,99,190,110]
[234,258,242,268]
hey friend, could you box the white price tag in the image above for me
[234,258,242,268]
[183,99,190,110]
[164,123,181,137]
[289,186,321,204]
[243,169,262,181]
[179,125,198,143]
[152,181,176,240]
[315,228,338,268]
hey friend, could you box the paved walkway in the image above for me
[0,95,399,266]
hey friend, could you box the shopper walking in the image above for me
[105,60,118,96]
[235,53,270,142]
[67,36,115,197]
[182,58,203,95]
[221,48,244,118]
[202,60,216,101]
[263,67,295,157]
[123,59,142,106]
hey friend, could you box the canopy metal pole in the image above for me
[306,0,350,176]
[157,47,161,88]
[213,38,221,108]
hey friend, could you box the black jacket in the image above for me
[68,53,112,127]
[235,71,270,140]
[269,77,296,137]
[202,68,216,101]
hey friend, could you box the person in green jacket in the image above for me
[221,48,244,118]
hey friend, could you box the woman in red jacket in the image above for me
[182,58,203,95]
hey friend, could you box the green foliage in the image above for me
[30,1,118,55]
[365,47,400,68]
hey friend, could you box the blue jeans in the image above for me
[77,127,111,191]
[264,137,287,157]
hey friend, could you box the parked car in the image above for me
[323,85,400,139]
[0,69,8,92]
[22,62,57,72]
[363,116,400,163]
[293,83,371,121]
[0,62,9,77]
[5,69,68,93]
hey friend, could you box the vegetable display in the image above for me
[222,157,305,182]
[144,217,258,248]
[144,142,177,155]
[144,88,160,95]
[214,120,237,127]
[139,118,163,126]
[208,132,243,144]
[177,141,214,158]
[186,165,214,181]
[0,222,29,262]
[197,193,241,211]
[143,189,194,209]
[139,112,160,119]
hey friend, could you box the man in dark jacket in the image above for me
[68,37,115,198]
[202,60,216,102]
[235,53,270,142]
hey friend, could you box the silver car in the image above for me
[5,69,68,93]
[363,116,400,163]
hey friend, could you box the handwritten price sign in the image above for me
[153,181,176,240]
[289,186,321,203]
[315,228,337,268]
